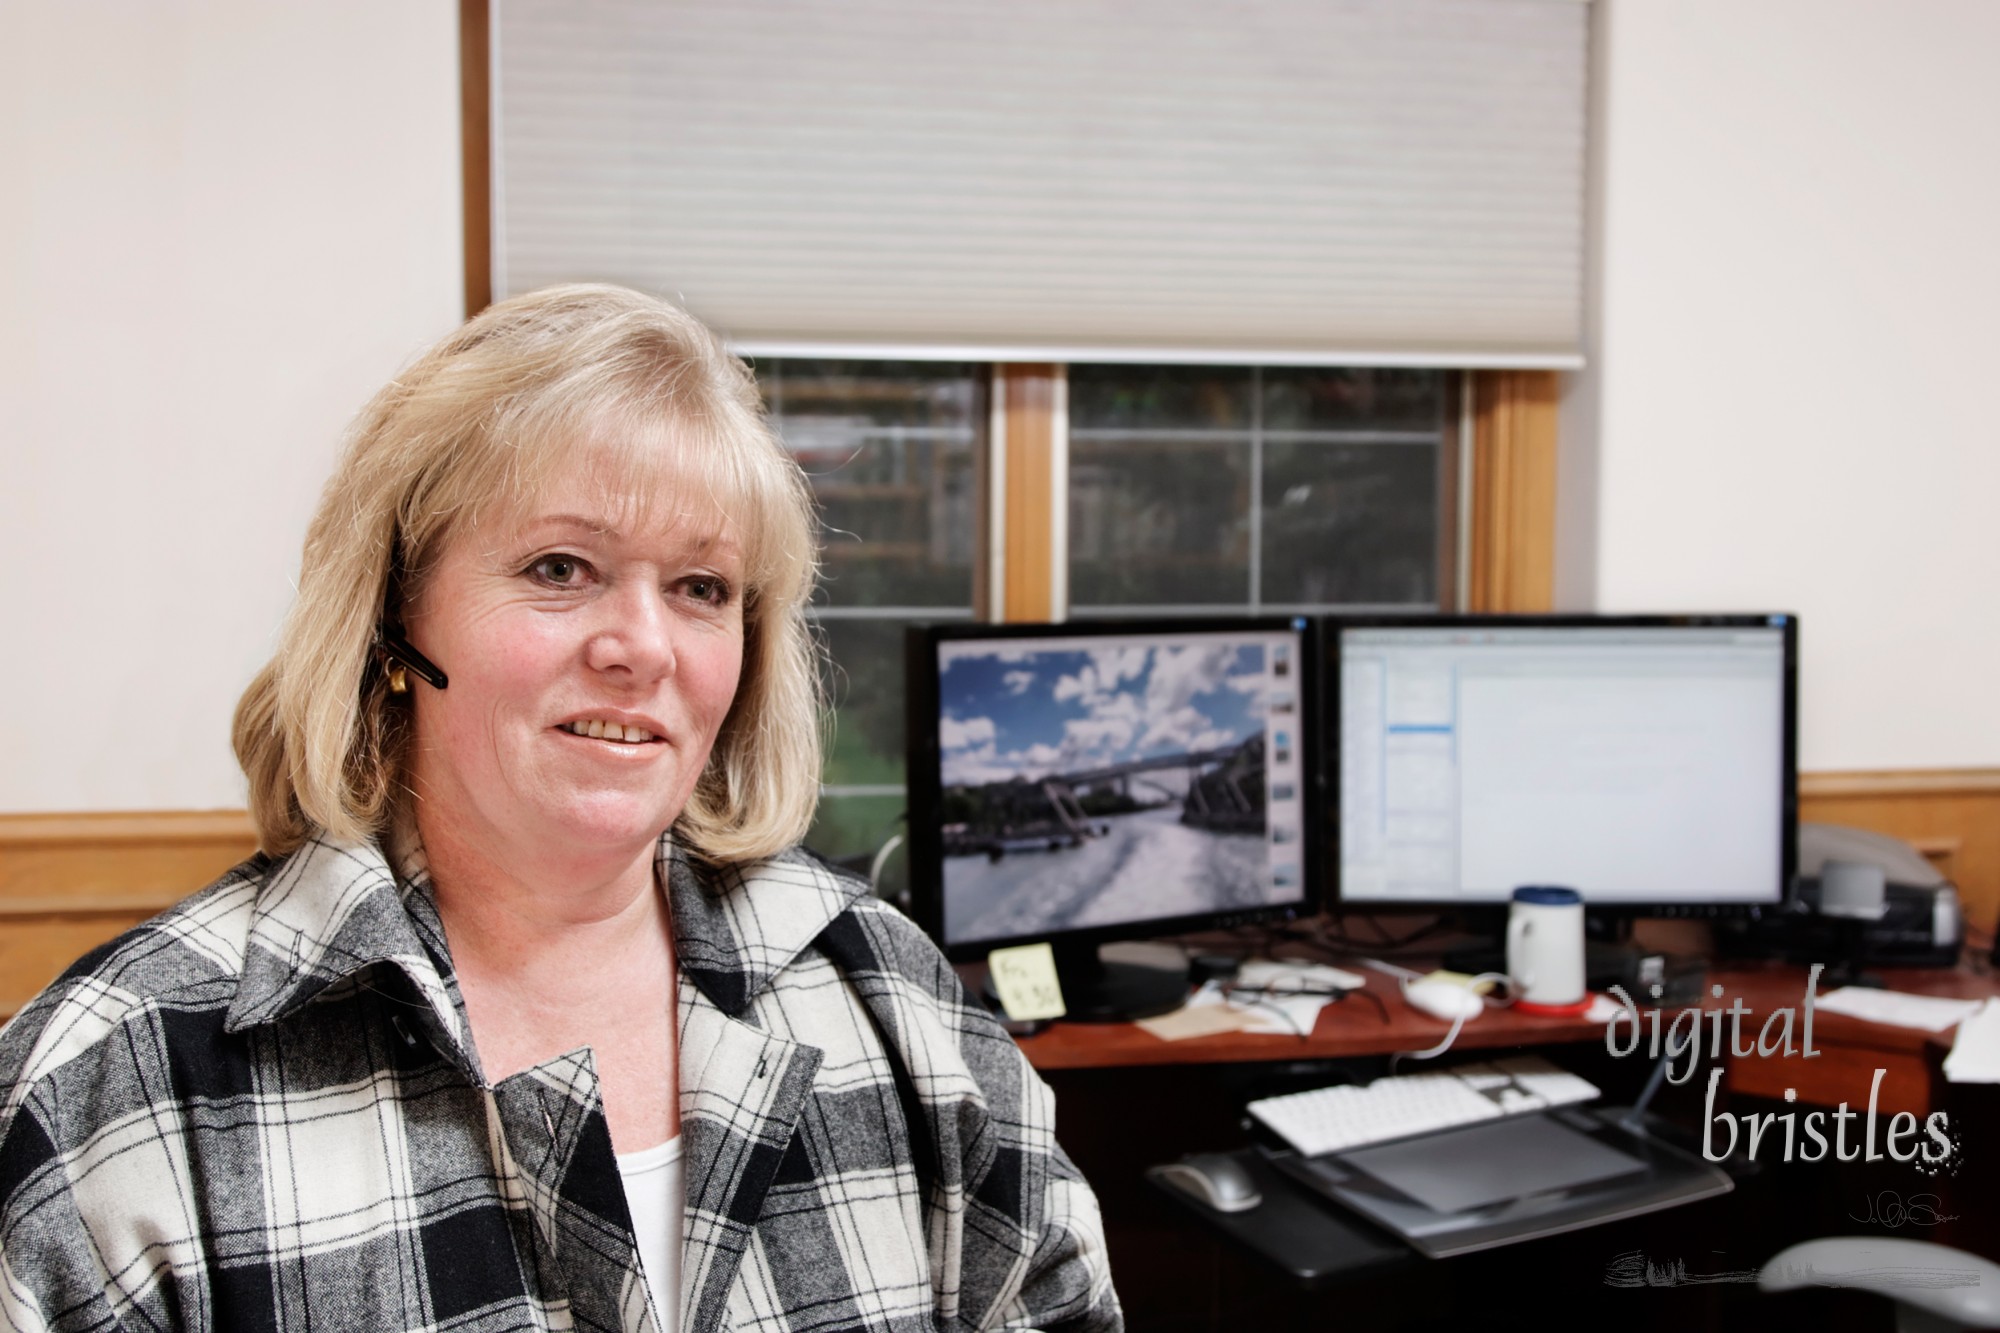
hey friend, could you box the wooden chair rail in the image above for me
[3,770,1993,1021]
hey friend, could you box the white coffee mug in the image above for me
[1506,885,1586,1009]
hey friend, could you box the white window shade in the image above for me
[493,0,1589,367]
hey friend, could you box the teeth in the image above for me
[562,720,654,743]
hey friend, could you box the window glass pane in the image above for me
[1259,367,1443,607]
[815,616,910,788]
[761,360,981,609]
[803,792,910,900]
[1068,440,1251,608]
[1068,365,1254,609]
[759,360,983,871]
[1068,364,1445,613]
[1261,367,1443,432]
[1260,441,1439,606]
[1068,364,1252,430]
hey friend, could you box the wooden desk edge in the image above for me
[1006,960,1999,1072]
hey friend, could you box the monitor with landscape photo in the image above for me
[905,618,1319,958]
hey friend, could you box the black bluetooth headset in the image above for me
[374,623,449,691]
[374,542,449,692]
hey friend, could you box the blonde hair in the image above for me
[233,284,823,863]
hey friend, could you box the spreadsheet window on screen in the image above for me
[1339,625,1788,906]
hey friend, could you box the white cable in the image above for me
[868,833,905,896]
[1395,970,1514,1064]
[1354,955,1424,982]
[1397,1007,1471,1063]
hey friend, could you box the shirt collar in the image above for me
[663,842,869,1018]
[223,833,466,1050]
[224,831,871,1032]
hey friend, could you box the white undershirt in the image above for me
[617,1135,684,1333]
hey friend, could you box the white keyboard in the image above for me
[1246,1054,1601,1158]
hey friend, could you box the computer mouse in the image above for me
[1404,978,1485,1022]
[1156,1152,1263,1213]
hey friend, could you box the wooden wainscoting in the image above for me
[3,773,1995,1020]
[0,811,258,1020]
[1799,768,2000,935]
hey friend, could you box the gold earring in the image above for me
[387,664,409,694]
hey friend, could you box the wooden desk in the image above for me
[987,954,2000,1330]
[1008,957,2000,1117]
[1713,960,1997,1117]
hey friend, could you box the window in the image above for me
[762,358,1464,879]
[1067,365,1456,615]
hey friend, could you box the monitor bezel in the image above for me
[1327,612,1798,920]
[905,615,1324,961]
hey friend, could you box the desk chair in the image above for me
[1761,1238,2000,1332]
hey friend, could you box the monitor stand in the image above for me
[987,941,1188,1023]
[1818,916,1885,989]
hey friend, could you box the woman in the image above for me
[0,286,1122,1333]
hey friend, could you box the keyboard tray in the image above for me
[1146,1148,1415,1284]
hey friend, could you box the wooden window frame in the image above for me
[1465,370,1558,613]
[461,0,493,317]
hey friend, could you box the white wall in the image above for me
[0,2,464,811]
[1559,0,2000,771]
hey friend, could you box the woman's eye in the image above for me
[528,554,588,586]
[683,576,731,607]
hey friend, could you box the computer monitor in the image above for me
[1332,614,1796,919]
[905,616,1320,1018]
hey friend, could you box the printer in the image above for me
[1718,823,1962,968]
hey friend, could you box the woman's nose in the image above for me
[584,582,677,681]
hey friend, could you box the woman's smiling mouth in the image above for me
[557,719,660,744]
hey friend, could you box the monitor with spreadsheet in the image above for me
[1333,615,1796,915]
[905,617,1319,1015]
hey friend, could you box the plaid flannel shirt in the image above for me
[0,834,1121,1333]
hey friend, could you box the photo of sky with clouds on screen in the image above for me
[937,638,1291,943]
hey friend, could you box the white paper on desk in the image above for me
[1178,979,1332,1036]
[1201,980,1332,1036]
[1133,1002,1254,1042]
[1944,998,2000,1083]
[1584,994,1624,1024]
[1135,982,1258,1041]
[1814,987,1986,1032]
[1228,991,1332,1036]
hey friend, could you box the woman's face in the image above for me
[401,467,746,879]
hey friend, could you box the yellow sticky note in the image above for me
[1420,969,1495,996]
[988,943,1067,1022]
